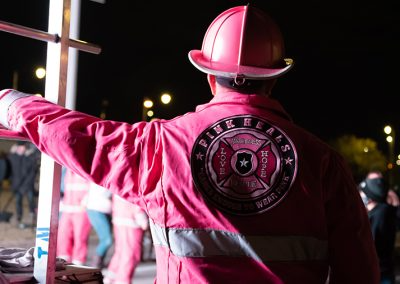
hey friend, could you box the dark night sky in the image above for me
[0,1,399,153]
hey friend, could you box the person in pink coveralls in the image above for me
[57,168,91,265]
[0,5,380,283]
[103,194,149,284]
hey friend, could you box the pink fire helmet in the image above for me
[189,5,293,80]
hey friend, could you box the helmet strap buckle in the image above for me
[234,75,246,86]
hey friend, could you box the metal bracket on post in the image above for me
[0,1,101,283]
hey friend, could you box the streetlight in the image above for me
[160,93,172,105]
[33,67,46,96]
[35,67,46,79]
[384,125,395,187]
[142,97,154,121]
[142,93,172,121]
[384,125,392,136]
[12,67,46,91]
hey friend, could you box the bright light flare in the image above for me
[160,93,172,105]
[384,125,392,135]
[143,99,154,109]
[147,110,154,117]
[35,67,46,79]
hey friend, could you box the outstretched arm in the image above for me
[0,89,148,204]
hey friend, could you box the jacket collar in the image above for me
[196,91,292,121]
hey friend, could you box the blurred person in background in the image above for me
[359,171,397,284]
[386,186,400,231]
[0,149,10,184]
[7,141,40,229]
[57,167,91,265]
[86,182,113,269]
[103,194,149,284]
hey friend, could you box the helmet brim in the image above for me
[188,50,293,79]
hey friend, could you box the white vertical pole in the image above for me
[33,0,71,283]
[66,0,81,110]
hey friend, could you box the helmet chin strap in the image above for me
[215,76,268,94]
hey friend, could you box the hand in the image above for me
[387,189,400,207]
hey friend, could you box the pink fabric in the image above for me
[105,196,147,283]
[61,168,90,209]
[111,195,147,225]
[0,91,380,283]
[57,211,91,264]
[106,227,144,283]
[57,169,91,264]
[0,127,27,140]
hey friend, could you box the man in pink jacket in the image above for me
[0,5,379,284]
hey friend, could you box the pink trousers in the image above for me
[56,212,91,264]
[106,226,145,284]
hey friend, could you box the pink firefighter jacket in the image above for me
[0,89,379,284]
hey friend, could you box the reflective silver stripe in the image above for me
[59,204,86,213]
[112,217,141,228]
[150,220,328,262]
[0,90,30,128]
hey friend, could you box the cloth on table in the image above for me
[0,247,66,273]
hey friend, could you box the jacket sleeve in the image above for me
[323,151,380,283]
[0,90,149,204]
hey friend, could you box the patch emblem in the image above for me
[191,115,297,216]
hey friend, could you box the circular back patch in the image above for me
[191,115,297,216]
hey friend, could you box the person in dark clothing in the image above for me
[0,150,10,182]
[7,141,40,229]
[359,171,397,284]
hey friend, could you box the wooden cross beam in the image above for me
[0,20,101,54]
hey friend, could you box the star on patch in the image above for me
[196,152,204,160]
[240,158,249,167]
[284,157,293,165]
